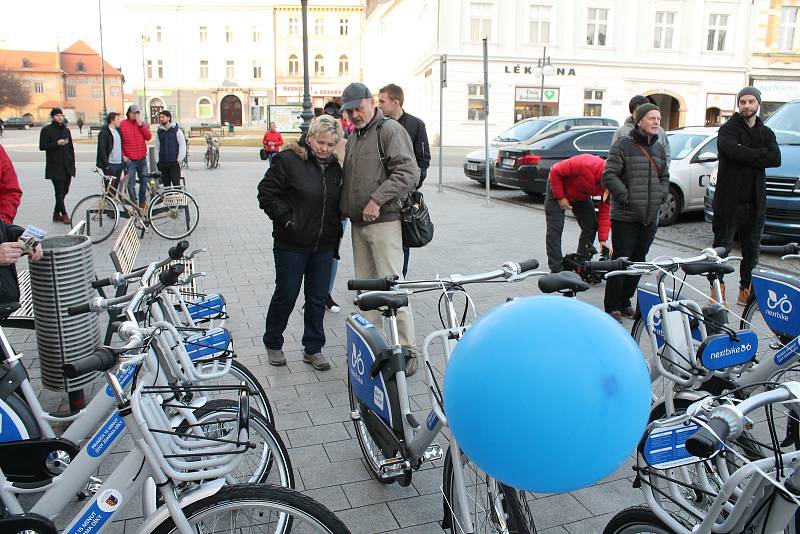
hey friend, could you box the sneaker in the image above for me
[621,306,636,319]
[737,286,751,306]
[326,295,341,313]
[303,351,331,371]
[266,349,286,367]
[608,311,624,324]
[404,349,418,377]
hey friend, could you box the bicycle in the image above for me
[346,259,553,534]
[204,135,220,169]
[71,168,199,244]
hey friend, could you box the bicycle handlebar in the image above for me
[760,243,799,256]
[684,416,730,459]
[584,258,631,273]
[517,259,540,272]
[62,347,117,378]
[347,276,397,291]
[93,241,191,289]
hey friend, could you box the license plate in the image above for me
[502,158,516,167]
[466,163,478,171]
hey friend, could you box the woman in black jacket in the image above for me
[39,108,75,224]
[257,115,343,371]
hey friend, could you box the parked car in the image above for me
[494,126,616,195]
[463,116,618,184]
[659,127,719,225]
[704,99,800,238]
[2,117,34,130]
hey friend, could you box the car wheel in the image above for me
[659,185,682,226]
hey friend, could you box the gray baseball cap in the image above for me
[126,105,140,114]
[341,83,372,110]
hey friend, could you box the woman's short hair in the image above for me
[307,114,343,142]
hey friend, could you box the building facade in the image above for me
[121,0,364,128]
[750,0,800,117]
[363,0,757,146]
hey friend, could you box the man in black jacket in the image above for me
[379,83,431,277]
[39,108,75,224]
[96,112,124,188]
[712,86,781,305]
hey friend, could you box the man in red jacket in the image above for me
[119,105,152,207]
[0,144,22,224]
[545,153,610,272]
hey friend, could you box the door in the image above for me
[688,137,718,210]
[149,98,164,125]
[220,95,242,127]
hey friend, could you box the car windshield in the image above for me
[764,101,800,145]
[495,119,551,142]
[666,134,710,160]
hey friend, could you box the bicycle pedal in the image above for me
[423,443,443,463]
[77,476,103,500]
[378,456,410,478]
[349,410,361,421]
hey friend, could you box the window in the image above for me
[340,18,349,35]
[21,58,32,68]
[253,61,262,79]
[34,82,44,93]
[91,86,102,98]
[707,13,728,51]
[252,26,260,43]
[338,55,349,76]
[470,2,493,41]
[225,26,233,43]
[199,60,208,80]
[314,54,325,76]
[654,11,675,49]
[288,54,299,76]
[779,7,799,52]
[574,131,613,151]
[288,17,299,35]
[197,97,213,118]
[528,5,551,44]
[67,86,76,98]
[110,86,121,97]
[146,59,153,79]
[315,17,324,35]
[583,89,604,116]
[156,60,163,79]
[467,84,486,120]
[225,60,235,79]
[199,26,208,43]
[76,61,86,72]
[155,25,162,42]
[586,7,608,46]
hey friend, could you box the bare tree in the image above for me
[0,70,31,109]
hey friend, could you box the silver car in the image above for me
[661,127,719,225]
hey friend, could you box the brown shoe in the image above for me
[61,214,71,225]
[608,311,624,324]
[139,202,147,210]
[737,286,751,306]
[53,213,63,223]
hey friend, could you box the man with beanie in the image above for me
[119,105,152,208]
[712,86,781,305]
[602,103,670,323]
[154,110,186,188]
[613,95,671,161]
[39,108,75,224]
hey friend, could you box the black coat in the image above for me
[257,142,342,253]
[713,112,781,220]
[39,121,75,181]
[95,125,115,170]
[0,221,24,304]
[397,112,431,188]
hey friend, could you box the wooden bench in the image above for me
[87,125,103,139]
[188,125,224,138]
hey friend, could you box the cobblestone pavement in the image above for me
[1,135,783,533]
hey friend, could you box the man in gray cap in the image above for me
[712,86,781,305]
[339,82,421,375]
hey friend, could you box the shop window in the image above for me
[583,89,604,116]
[467,84,486,121]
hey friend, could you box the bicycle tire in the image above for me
[149,484,351,534]
[176,400,293,488]
[148,190,199,240]
[204,150,212,169]
[602,506,672,534]
[70,194,120,244]
[441,445,536,534]
[190,360,274,424]
[630,317,670,402]
[213,148,220,169]
[1,392,42,440]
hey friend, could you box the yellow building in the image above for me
[751,0,800,116]
[0,50,67,124]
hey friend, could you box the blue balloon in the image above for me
[443,295,650,493]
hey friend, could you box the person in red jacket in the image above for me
[118,105,152,207]
[262,122,283,165]
[545,153,610,272]
[0,144,22,224]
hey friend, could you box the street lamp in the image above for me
[532,47,554,118]
[299,0,313,135]
[98,0,107,119]
[140,33,148,123]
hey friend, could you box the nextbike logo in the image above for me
[766,290,793,321]
[709,342,753,360]
[350,342,365,385]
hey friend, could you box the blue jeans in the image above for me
[264,248,334,354]
[126,159,148,204]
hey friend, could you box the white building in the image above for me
[363,0,757,146]
[121,0,364,127]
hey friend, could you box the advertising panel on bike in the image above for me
[641,422,722,469]
[774,336,800,366]
[637,282,701,348]
[346,314,394,427]
[698,330,759,371]
[751,270,800,338]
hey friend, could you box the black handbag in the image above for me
[259,148,268,161]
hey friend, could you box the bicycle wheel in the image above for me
[213,148,220,168]
[150,484,351,534]
[630,317,670,402]
[148,190,199,240]
[204,149,212,169]
[70,194,119,244]
[442,445,536,534]
[603,506,672,534]
[195,359,274,424]
[177,400,292,488]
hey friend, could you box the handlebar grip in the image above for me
[67,303,92,316]
[91,276,113,289]
[62,348,117,378]
[517,259,540,273]
[712,246,729,257]
[685,417,730,459]
[584,258,630,273]
[759,243,799,255]
[158,264,185,286]
[168,241,190,260]
[347,276,396,291]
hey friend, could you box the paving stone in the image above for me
[527,493,594,530]
[287,444,330,467]
[337,503,400,534]
[299,459,372,490]
[387,493,446,528]
[307,405,354,425]
[287,422,350,447]
[323,438,363,462]
[342,478,419,507]
[273,411,312,431]
[571,478,645,516]
[302,485,352,512]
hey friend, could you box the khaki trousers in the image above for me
[351,220,416,349]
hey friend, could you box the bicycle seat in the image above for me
[0,301,21,319]
[356,292,409,313]
[681,262,734,277]
[143,171,162,179]
[538,272,590,294]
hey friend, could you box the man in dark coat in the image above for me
[712,86,781,305]
[39,108,75,224]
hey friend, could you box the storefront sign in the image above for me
[753,80,800,103]
[276,84,347,98]
[706,93,735,111]
[515,87,560,103]
[504,65,576,76]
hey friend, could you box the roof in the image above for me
[0,50,61,73]
[60,41,122,76]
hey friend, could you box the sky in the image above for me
[2,0,127,68]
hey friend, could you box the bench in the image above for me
[87,125,103,139]
[188,125,224,138]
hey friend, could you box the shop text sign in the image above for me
[516,87,560,103]
[504,65,576,76]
